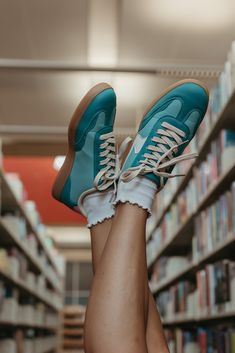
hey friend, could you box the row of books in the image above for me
[0,246,28,279]
[0,336,57,353]
[196,260,235,317]
[3,173,65,280]
[1,214,62,292]
[157,280,195,320]
[216,41,235,114]
[0,280,59,326]
[147,190,192,265]
[165,326,235,353]
[194,129,235,201]
[6,173,43,229]
[150,127,235,236]
[149,184,235,290]
[147,138,235,264]
[150,256,190,285]
[156,260,235,322]
[193,183,235,262]
[190,38,235,155]
[0,247,62,309]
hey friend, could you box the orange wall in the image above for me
[3,157,86,225]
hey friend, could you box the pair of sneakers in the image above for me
[52,80,209,227]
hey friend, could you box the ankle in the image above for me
[116,201,148,219]
[82,190,115,228]
[114,177,158,216]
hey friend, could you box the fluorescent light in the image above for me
[142,0,233,31]
[53,156,65,170]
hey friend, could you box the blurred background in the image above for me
[0,0,235,352]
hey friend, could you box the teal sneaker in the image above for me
[120,79,209,188]
[52,83,118,215]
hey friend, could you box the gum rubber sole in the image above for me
[51,82,112,203]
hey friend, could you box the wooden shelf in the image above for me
[63,319,84,327]
[147,162,235,268]
[162,311,235,326]
[63,338,84,349]
[63,305,85,316]
[150,263,195,294]
[63,305,85,352]
[0,169,61,280]
[150,234,235,294]
[63,328,84,336]
[148,90,235,241]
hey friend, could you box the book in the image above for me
[220,129,235,173]
[164,327,235,353]
[192,183,235,262]
[156,260,235,322]
[196,260,234,315]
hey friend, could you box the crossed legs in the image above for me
[84,204,169,353]
[52,80,208,353]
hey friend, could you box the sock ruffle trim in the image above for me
[113,198,152,217]
[87,212,115,229]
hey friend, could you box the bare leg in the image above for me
[85,204,149,353]
[89,218,169,353]
[84,206,169,353]
[90,219,113,273]
[146,295,169,353]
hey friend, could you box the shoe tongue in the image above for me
[183,110,201,134]
[155,116,190,165]
[163,116,190,139]
[99,125,113,135]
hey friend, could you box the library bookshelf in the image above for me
[0,169,62,290]
[150,234,235,295]
[0,169,63,353]
[148,161,235,268]
[147,80,235,351]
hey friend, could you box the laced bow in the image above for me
[94,132,131,193]
[121,122,197,186]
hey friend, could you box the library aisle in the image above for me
[0,1,235,353]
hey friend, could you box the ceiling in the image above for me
[0,0,234,154]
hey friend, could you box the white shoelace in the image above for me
[121,122,197,186]
[94,132,131,192]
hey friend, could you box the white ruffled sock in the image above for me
[114,176,158,215]
[82,190,115,228]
